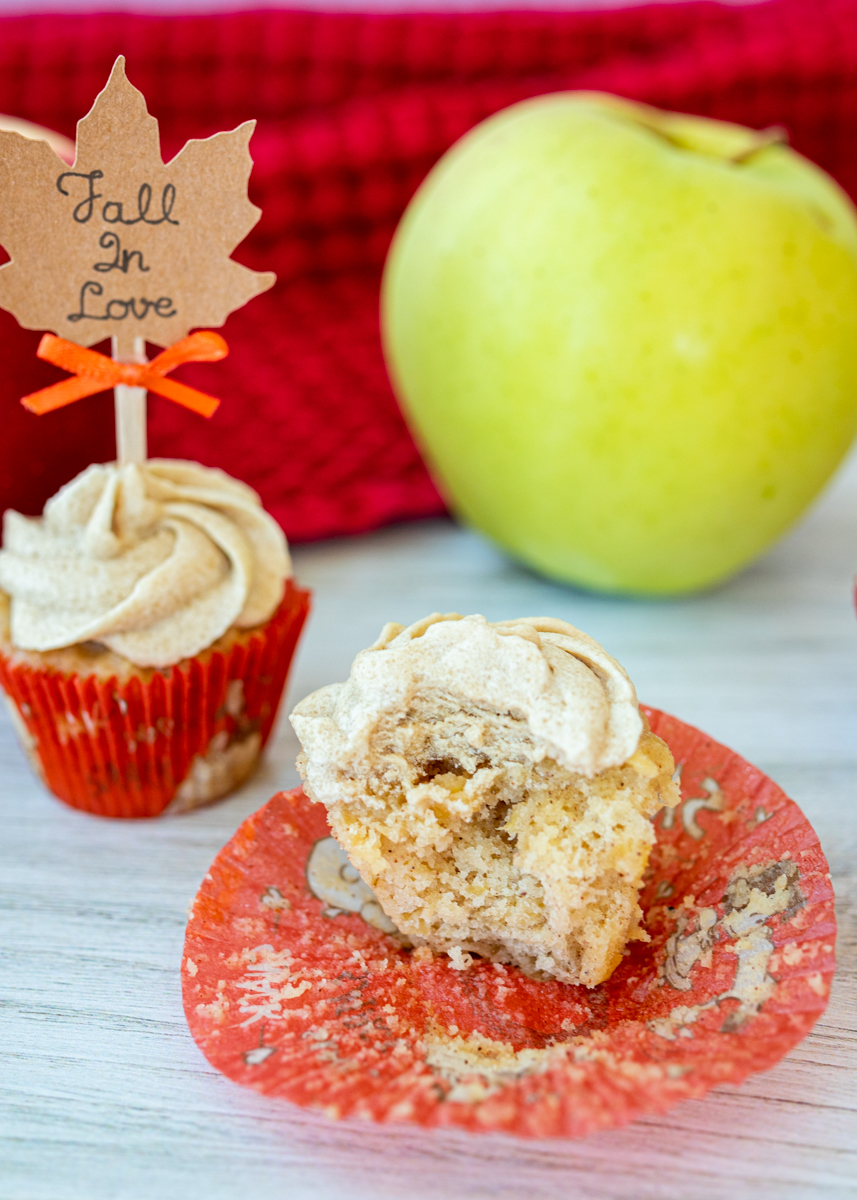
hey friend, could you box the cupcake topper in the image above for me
[0,56,275,463]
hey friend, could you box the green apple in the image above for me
[381,92,857,595]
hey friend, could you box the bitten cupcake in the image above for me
[291,613,678,986]
[0,458,309,818]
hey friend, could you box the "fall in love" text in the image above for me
[57,169,178,323]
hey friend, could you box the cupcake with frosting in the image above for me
[0,458,309,817]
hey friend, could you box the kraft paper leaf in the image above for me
[0,57,274,359]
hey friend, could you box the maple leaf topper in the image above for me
[0,56,274,362]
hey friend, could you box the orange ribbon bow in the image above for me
[21,330,229,418]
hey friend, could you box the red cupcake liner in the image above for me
[0,579,310,818]
[182,707,835,1138]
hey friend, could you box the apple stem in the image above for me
[729,125,789,165]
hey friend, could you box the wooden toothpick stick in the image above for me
[112,335,147,465]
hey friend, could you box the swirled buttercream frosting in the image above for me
[292,612,643,782]
[0,459,291,668]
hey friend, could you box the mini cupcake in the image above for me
[0,457,309,818]
[291,612,678,987]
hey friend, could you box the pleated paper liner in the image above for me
[182,707,835,1138]
[0,579,310,819]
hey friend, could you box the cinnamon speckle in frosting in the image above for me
[290,613,678,987]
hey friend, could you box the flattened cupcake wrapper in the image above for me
[0,580,310,819]
[182,708,835,1138]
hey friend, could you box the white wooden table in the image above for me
[2,451,856,1200]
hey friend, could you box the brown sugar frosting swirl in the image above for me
[0,459,290,668]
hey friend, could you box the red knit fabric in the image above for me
[2,2,857,540]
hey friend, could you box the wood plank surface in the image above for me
[2,451,856,1200]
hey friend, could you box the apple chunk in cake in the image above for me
[291,613,679,986]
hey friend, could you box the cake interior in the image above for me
[300,697,678,987]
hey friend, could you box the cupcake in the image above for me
[0,458,309,818]
[290,613,679,987]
